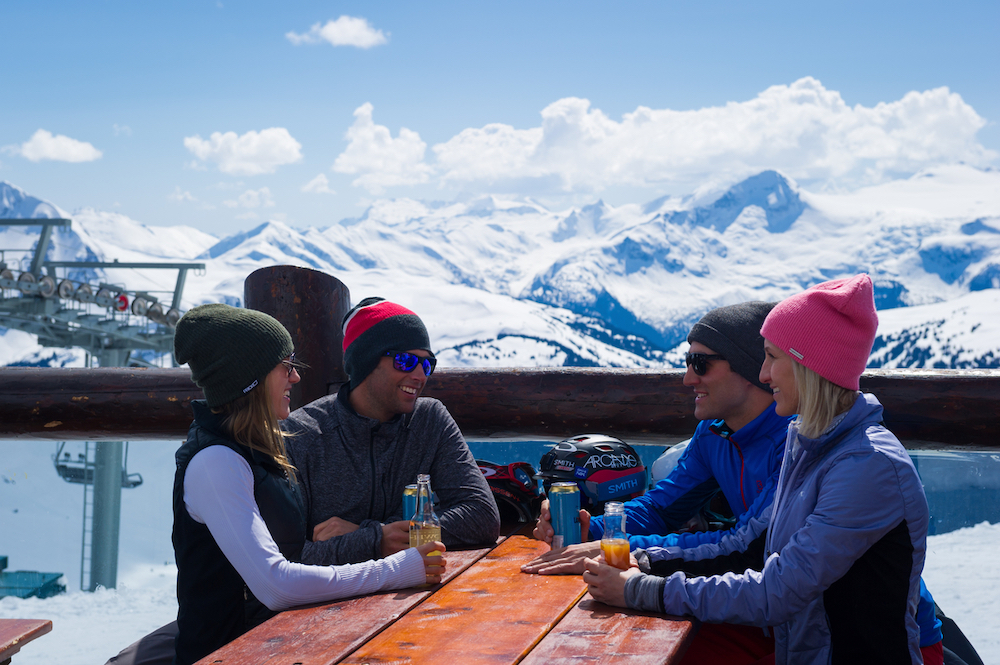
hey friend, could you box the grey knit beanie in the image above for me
[174,303,294,408]
[687,301,776,391]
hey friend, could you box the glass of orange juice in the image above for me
[601,502,630,570]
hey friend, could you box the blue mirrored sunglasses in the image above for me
[387,351,436,377]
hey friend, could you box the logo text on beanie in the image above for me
[243,379,258,394]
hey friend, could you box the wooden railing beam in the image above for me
[1,367,997,448]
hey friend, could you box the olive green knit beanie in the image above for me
[174,303,294,408]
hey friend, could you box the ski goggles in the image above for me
[478,460,538,492]
[387,350,437,377]
[684,352,725,376]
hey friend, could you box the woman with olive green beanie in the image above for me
[164,304,445,665]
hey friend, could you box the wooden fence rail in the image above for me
[1,366,998,449]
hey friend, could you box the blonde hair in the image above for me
[212,370,296,478]
[792,361,857,439]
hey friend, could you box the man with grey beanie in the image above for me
[524,301,792,577]
[283,298,500,566]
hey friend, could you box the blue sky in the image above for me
[2,1,997,236]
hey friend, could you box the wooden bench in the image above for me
[0,619,52,665]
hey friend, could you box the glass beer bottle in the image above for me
[600,502,630,570]
[408,474,442,554]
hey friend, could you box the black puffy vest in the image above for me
[172,401,306,665]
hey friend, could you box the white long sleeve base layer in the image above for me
[183,445,426,611]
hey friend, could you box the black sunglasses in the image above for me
[685,352,725,376]
[387,351,437,377]
[281,353,305,377]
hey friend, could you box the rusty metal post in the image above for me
[244,266,351,411]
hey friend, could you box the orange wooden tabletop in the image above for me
[0,619,52,663]
[520,597,697,665]
[341,535,587,665]
[194,546,492,665]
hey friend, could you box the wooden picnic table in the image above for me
[197,535,695,665]
[0,619,52,664]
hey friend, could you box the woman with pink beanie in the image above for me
[586,275,931,665]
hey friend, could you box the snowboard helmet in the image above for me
[476,460,543,523]
[537,434,647,513]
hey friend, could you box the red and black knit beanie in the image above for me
[342,297,432,387]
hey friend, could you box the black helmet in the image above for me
[476,460,543,523]
[537,434,647,513]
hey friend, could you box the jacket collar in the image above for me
[794,392,881,456]
[335,383,410,431]
[710,402,792,446]
[190,399,281,471]
[191,400,230,439]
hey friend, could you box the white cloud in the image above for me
[113,124,132,137]
[301,173,335,194]
[168,187,196,202]
[15,129,102,163]
[286,16,387,48]
[332,103,432,193]
[223,187,275,209]
[424,78,996,194]
[211,181,246,190]
[184,128,302,176]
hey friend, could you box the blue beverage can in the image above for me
[402,484,418,520]
[548,482,582,548]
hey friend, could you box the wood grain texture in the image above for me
[0,619,52,662]
[0,366,197,440]
[244,265,351,411]
[194,547,491,665]
[2,367,998,448]
[520,598,696,665]
[340,536,588,665]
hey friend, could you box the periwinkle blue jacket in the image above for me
[641,393,929,664]
[589,402,791,550]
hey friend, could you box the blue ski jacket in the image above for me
[589,402,791,550]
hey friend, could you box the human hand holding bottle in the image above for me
[531,498,590,545]
[416,541,447,585]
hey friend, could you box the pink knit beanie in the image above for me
[760,274,878,390]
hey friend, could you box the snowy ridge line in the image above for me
[3,166,1000,370]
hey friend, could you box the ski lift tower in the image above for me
[0,218,205,590]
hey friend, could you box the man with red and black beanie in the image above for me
[283,297,500,565]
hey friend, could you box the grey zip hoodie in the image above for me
[283,388,500,565]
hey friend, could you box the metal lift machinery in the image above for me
[1,218,205,591]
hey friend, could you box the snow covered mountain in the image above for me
[2,166,999,369]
